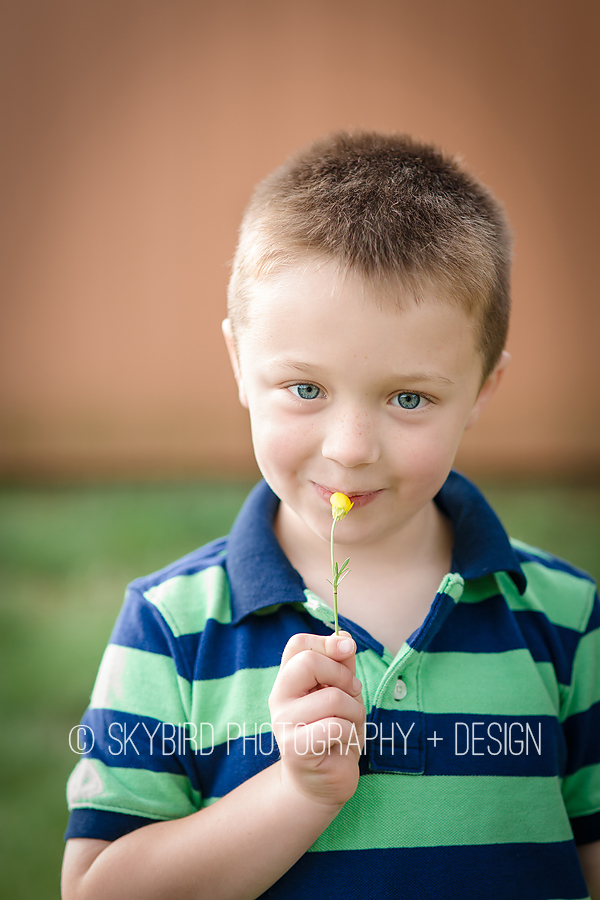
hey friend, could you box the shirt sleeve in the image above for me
[65,583,201,841]
[560,586,600,845]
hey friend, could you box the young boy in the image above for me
[62,132,600,900]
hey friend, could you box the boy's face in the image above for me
[224,258,507,549]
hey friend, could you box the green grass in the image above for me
[0,478,598,899]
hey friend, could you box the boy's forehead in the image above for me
[237,258,484,385]
[243,256,474,333]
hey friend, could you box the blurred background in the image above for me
[0,1,598,897]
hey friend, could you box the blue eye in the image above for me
[391,392,426,410]
[289,383,322,400]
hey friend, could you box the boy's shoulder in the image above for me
[116,536,234,647]
[502,536,597,634]
[114,479,303,648]
[129,535,230,598]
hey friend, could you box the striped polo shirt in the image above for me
[66,470,600,899]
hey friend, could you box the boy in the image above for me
[62,132,600,899]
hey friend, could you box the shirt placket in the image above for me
[364,573,465,775]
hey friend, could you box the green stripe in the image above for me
[459,575,504,604]
[67,757,200,818]
[353,645,562,719]
[90,644,192,723]
[311,773,571,851]
[505,556,595,632]
[535,660,562,710]
[355,649,392,713]
[562,763,600,818]
[144,565,232,636]
[563,627,600,717]
[368,652,422,712]
[439,572,465,601]
[373,649,560,716]
[190,667,278,746]
[302,590,335,628]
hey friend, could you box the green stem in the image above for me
[331,516,339,635]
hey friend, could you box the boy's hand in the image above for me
[269,631,365,810]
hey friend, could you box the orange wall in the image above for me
[1,0,599,480]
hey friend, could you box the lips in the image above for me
[312,481,382,508]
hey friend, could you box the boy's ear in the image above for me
[221,318,249,408]
[465,350,511,430]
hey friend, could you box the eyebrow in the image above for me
[269,360,455,386]
[396,371,455,387]
[267,360,316,375]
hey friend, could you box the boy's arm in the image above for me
[62,632,365,900]
[578,840,600,900]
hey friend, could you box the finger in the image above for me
[280,630,356,670]
[273,649,362,705]
[275,685,365,731]
[286,717,365,757]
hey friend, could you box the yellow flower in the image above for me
[328,493,353,635]
[330,492,354,521]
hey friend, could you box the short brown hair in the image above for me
[227,131,512,379]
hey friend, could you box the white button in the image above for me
[393,678,407,700]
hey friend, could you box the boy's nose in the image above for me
[321,411,380,467]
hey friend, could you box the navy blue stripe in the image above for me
[166,711,568,801]
[81,707,568,807]
[366,707,425,773]
[585,593,600,634]
[363,710,565,777]
[110,589,179,655]
[571,809,600,845]
[112,591,334,682]
[64,819,589,899]
[192,609,331,680]
[64,812,589,899]
[81,709,204,791]
[407,590,457,651]
[513,610,581,685]
[192,732,278,799]
[209,713,565,798]
[264,841,588,899]
[110,581,591,691]
[421,712,566,777]
[427,593,525,653]
[563,699,600,774]
[64,808,159,841]
[427,596,581,685]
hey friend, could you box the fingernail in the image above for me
[352,676,362,693]
[338,638,354,653]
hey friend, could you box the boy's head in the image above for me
[227,130,512,382]
[223,131,512,551]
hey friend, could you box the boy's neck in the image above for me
[274,499,453,656]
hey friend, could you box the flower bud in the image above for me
[330,492,354,521]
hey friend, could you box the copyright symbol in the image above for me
[69,725,95,755]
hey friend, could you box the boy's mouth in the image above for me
[312,482,383,508]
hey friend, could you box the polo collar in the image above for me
[226,470,526,624]
[437,470,527,594]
